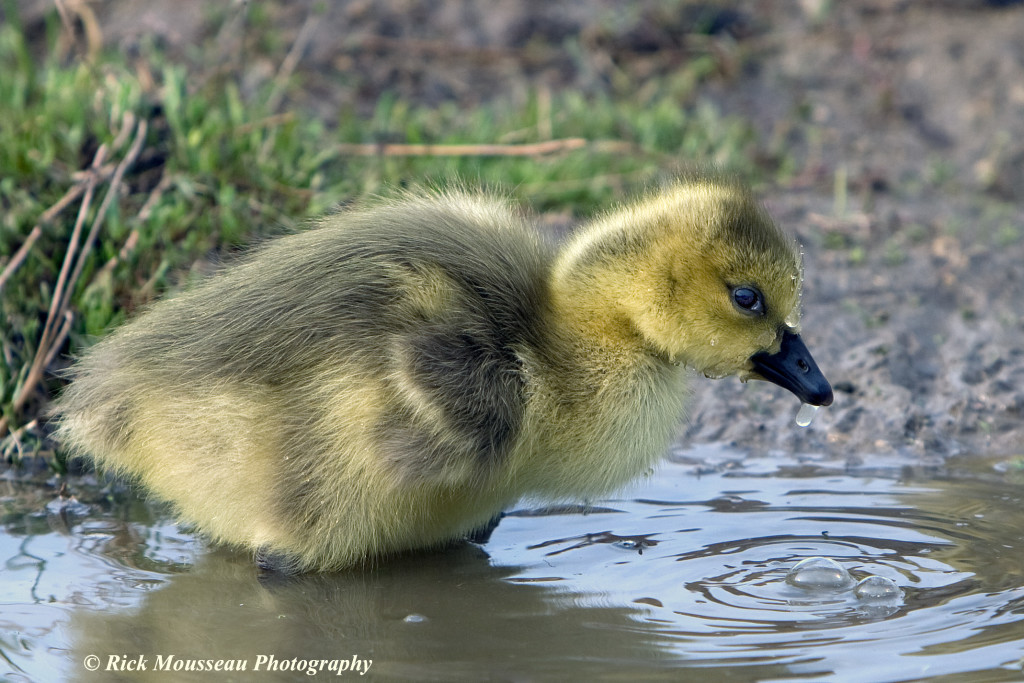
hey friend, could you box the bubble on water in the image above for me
[795,403,819,427]
[854,575,902,601]
[613,539,649,555]
[786,557,854,590]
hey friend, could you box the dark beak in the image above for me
[749,330,833,406]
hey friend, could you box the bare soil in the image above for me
[18,0,1024,463]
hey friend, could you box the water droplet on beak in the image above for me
[795,402,819,427]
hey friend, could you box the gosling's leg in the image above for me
[255,546,301,577]
[466,512,505,544]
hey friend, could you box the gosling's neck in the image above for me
[547,214,675,366]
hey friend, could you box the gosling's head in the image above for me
[567,176,833,406]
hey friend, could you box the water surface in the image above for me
[2,447,1023,681]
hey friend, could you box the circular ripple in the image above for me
[492,461,1023,678]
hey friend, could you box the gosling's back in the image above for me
[58,192,554,570]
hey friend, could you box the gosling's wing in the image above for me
[377,310,529,482]
[330,192,550,484]
[61,191,551,487]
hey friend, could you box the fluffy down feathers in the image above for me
[57,178,829,571]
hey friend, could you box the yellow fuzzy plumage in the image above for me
[57,175,827,572]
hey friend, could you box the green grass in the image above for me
[0,9,761,467]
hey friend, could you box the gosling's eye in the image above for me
[731,286,765,315]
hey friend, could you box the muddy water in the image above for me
[2,447,1024,682]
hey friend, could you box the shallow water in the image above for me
[2,447,1024,682]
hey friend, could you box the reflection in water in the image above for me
[71,547,675,682]
[2,451,1024,681]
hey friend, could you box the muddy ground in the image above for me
[17,0,1024,464]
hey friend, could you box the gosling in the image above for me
[57,177,832,572]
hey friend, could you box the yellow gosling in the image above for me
[57,176,832,572]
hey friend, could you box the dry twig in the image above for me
[10,117,148,420]
[1,419,39,461]
[54,0,103,61]
[0,182,91,293]
[58,118,148,322]
[334,138,631,157]
[266,9,319,114]
[0,226,42,293]
[92,171,173,284]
